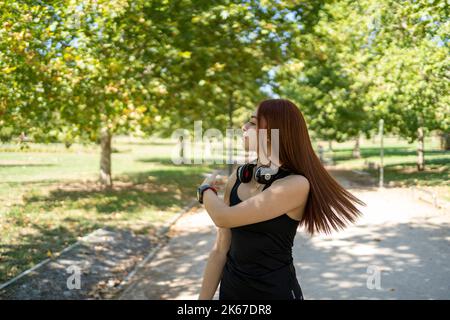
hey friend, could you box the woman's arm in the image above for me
[198,170,236,300]
[203,174,310,228]
[198,227,231,299]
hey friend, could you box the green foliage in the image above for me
[2,0,446,147]
[0,1,64,139]
[1,1,314,141]
[366,0,449,141]
[275,0,449,143]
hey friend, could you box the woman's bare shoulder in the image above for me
[273,173,310,190]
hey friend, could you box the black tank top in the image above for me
[219,168,304,299]
[226,169,300,276]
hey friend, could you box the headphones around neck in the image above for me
[237,162,289,185]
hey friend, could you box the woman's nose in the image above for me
[242,122,252,131]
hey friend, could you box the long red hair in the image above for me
[256,98,366,234]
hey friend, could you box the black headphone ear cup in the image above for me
[237,165,244,182]
[237,163,254,183]
[254,167,268,184]
[255,166,278,184]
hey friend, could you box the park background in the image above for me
[0,0,448,299]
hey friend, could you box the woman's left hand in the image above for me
[201,170,224,192]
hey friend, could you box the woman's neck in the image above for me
[255,156,277,169]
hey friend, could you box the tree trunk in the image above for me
[439,131,450,150]
[100,127,113,188]
[417,126,425,171]
[328,140,333,152]
[352,134,361,158]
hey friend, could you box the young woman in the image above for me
[197,98,366,300]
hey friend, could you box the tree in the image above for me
[366,0,449,170]
[274,0,374,149]
[274,0,449,170]
[3,0,320,186]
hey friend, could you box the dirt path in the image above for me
[119,170,450,300]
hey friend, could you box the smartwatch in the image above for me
[197,184,217,204]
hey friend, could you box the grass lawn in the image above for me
[314,135,450,202]
[0,136,221,284]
